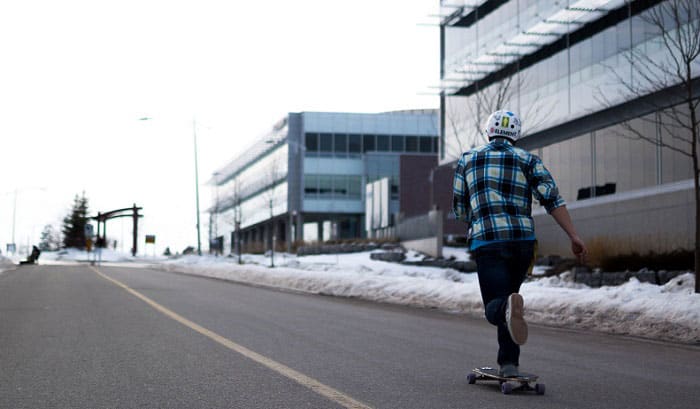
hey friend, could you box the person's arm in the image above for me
[527,155,587,263]
[452,153,472,224]
[550,206,587,263]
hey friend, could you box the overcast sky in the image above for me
[0,0,440,255]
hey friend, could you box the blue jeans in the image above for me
[473,240,536,366]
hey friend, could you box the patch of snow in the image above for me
[442,246,471,261]
[0,255,15,273]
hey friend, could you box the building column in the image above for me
[296,213,304,242]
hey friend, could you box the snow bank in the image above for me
[525,272,699,343]
[158,252,700,344]
[41,248,167,263]
[0,255,15,274]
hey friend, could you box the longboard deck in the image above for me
[472,367,538,382]
[468,367,545,395]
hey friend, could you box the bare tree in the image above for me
[230,179,245,264]
[262,159,282,267]
[444,69,553,161]
[597,0,699,292]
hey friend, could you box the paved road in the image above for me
[1,264,699,409]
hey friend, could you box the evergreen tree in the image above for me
[62,193,90,249]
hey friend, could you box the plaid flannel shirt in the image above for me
[452,138,565,245]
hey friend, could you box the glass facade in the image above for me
[532,110,693,204]
[217,144,288,214]
[442,0,699,200]
[304,175,363,200]
[305,133,438,157]
[366,154,400,200]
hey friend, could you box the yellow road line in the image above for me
[90,266,372,409]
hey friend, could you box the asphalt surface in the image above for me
[1,263,699,409]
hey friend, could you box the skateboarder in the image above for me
[452,110,587,377]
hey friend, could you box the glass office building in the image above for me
[209,110,438,253]
[441,0,699,199]
[440,0,699,254]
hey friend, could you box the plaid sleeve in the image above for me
[452,153,472,223]
[528,155,566,213]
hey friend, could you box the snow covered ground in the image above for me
[2,248,698,344]
[0,255,14,272]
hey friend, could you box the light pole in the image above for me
[235,203,242,264]
[11,189,17,250]
[139,116,203,256]
[193,118,202,256]
[3,187,46,254]
[212,171,221,255]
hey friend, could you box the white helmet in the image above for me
[484,110,522,142]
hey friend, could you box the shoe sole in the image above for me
[506,293,528,345]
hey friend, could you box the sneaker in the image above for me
[499,364,520,378]
[505,293,528,345]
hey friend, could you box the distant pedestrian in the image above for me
[19,245,41,265]
[453,109,587,377]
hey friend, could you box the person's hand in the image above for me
[571,236,588,264]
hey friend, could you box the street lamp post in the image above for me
[139,116,204,256]
[212,171,221,256]
[193,118,202,256]
[11,189,17,251]
[235,205,242,264]
[269,198,275,268]
[3,187,46,254]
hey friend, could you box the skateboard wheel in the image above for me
[501,383,513,395]
[535,383,545,395]
[467,373,477,384]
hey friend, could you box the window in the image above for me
[304,175,318,196]
[334,134,347,156]
[391,135,404,152]
[305,133,318,153]
[333,175,348,196]
[617,19,631,51]
[631,15,646,47]
[348,176,361,199]
[419,136,433,153]
[363,134,375,152]
[319,133,333,154]
[592,30,606,64]
[390,177,399,200]
[318,175,333,196]
[376,135,390,151]
[601,26,617,60]
[348,134,361,154]
[304,175,363,199]
[405,136,418,152]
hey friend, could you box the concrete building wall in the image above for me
[430,161,465,240]
[397,210,444,258]
[533,180,694,257]
[399,155,438,218]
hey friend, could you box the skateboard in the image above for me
[467,367,545,395]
